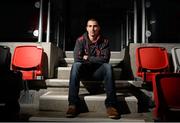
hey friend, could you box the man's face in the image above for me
[86,20,100,38]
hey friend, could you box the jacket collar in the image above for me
[83,32,101,44]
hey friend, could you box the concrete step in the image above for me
[46,87,88,94]
[39,91,138,114]
[65,51,124,59]
[60,58,123,67]
[45,79,143,88]
[56,67,122,80]
[45,79,143,100]
[46,79,84,87]
[29,111,149,122]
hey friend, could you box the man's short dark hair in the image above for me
[86,17,100,26]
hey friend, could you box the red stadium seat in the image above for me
[12,45,44,80]
[152,73,180,121]
[135,46,170,83]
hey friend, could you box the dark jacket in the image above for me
[74,32,110,64]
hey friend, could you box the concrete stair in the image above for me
[39,91,138,113]
[29,111,149,122]
[39,51,144,118]
[57,67,122,80]
[61,58,122,67]
[45,79,143,88]
[65,51,122,59]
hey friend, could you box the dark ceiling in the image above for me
[51,0,133,11]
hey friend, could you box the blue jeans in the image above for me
[68,62,117,107]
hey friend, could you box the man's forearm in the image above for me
[88,56,108,63]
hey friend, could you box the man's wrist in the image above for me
[83,55,88,60]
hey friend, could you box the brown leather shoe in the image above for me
[106,107,120,119]
[66,105,79,118]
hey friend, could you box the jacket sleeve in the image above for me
[74,39,84,62]
[88,39,111,63]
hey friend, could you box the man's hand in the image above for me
[83,55,88,61]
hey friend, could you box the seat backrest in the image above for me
[0,45,11,71]
[136,46,169,82]
[12,45,43,80]
[171,47,180,73]
[153,73,180,111]
[136,46,169,71]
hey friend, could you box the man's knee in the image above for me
[71,62,83,74]
[102,63,112,70]
[72,62,82,69]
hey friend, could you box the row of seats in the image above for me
[0,45,45,115]
[135,46,180,121]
